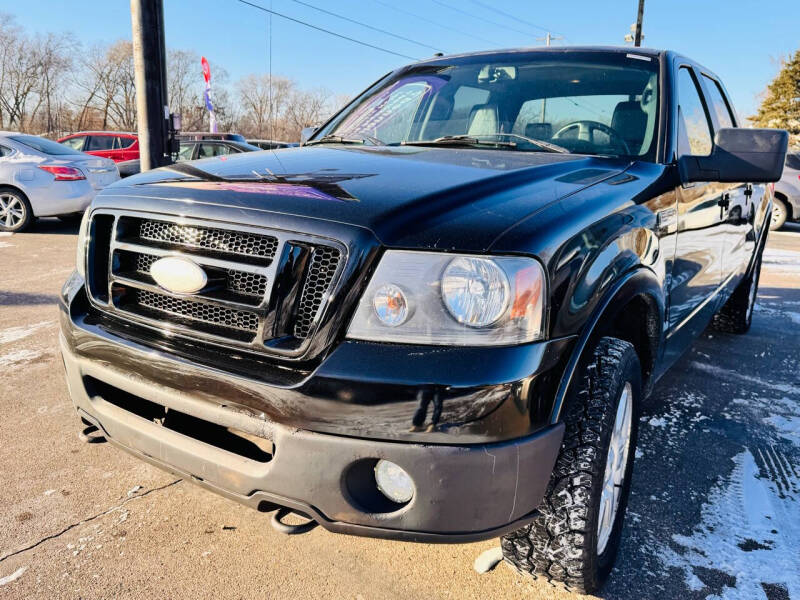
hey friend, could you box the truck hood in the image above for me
[104,145,631,251]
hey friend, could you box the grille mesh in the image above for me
[135,289,259,332]
[294,246,340,339]
[227,270,268,297]
[137,219,278,260]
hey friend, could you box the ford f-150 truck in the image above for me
[59,47,788,593]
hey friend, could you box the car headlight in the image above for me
[75,209,91,278]
[347,250,545,346]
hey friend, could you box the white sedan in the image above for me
[0,132,119,232]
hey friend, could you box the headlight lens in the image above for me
[441,257,509,327]
[75,209,91,278]
[347,250,545,346]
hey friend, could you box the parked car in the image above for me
[176,132,246,142]
[0,132,118,232]
[116,139,261,177]
[247,139,299,150]
[60,47,787,594]
[58,131,139,163]
[770,152,800,229]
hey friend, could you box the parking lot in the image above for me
[1,221,798,599]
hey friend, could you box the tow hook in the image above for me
[78,417,106,444]
[270,507,318,535]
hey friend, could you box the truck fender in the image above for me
[548,267,665,424]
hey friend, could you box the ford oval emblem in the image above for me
[149,256,208,294]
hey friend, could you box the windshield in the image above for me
[11,134,84,156]
[317,53,660,159]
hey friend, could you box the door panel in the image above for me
[700,74,753,292]
[665,65,727,358]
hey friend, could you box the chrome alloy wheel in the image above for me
[0,193,25,229]
[771,200,786,229]
[597,382,633,555]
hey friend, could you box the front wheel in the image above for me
[502,337,641,594]
[770,198,788,230]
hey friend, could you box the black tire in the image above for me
[502,337,641,594]
[770,198,787,231]
[712,250,762,334]
[0,187,33,232]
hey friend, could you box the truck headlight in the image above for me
[347,250,545,346]
[75,209,91,278]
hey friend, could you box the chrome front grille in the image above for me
[137,218,279,262]
[295,246,341,339]
[136,289,260,332]
[86,211,346,357]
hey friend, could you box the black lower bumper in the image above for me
[60,277,565,542]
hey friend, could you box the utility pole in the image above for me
[130,0,171,171]
[634,0,645,47]
[536,32,563,48]
[535,33,563,123]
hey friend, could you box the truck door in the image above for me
[699,74,754,291]
[667,66,727,342]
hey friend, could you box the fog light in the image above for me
[374,459,414,504]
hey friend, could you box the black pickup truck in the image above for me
[59,47,787,593]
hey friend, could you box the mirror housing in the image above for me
[678,128,788,183]
[300,126,318,145]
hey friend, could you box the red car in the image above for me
[57,131,139,163]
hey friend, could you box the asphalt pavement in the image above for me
[0,219,798,599]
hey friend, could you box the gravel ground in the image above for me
[0,220,798,600]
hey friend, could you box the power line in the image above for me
[468,0,565,38]
[236,0,419,61]
[286,0,445,53]
[373,0,503,48]
[431,0,557,41]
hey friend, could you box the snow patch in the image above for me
[0,349,43,367]
[657,450,800,599]
[0,321,53,345]
[0,566,27,586]
[689,362,797,396]
[764,415,800,447]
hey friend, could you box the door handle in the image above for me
[718,192,730,219]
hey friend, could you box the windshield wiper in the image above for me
[475,133,569,154]
[305,134,384,146]
[401,135,517,149]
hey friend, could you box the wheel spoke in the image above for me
[597,382,633,555]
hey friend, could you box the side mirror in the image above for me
[300,126,318,145]
[678,128,789,183]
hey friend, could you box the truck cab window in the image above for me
[702,75,736,129]
[676,67,712,157]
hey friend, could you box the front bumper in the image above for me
[60,275,566,542]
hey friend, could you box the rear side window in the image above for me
[61,136,86,151]
[197,143,233,158]
[114,136,134,149]
[702,75,736,129]
[676,67,712,157]
[87,136,114,151]
[177,143,194,161]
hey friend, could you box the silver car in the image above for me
[0,132,119,232]
[772,152,800,230]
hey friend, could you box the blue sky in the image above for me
[6,0,799,118]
